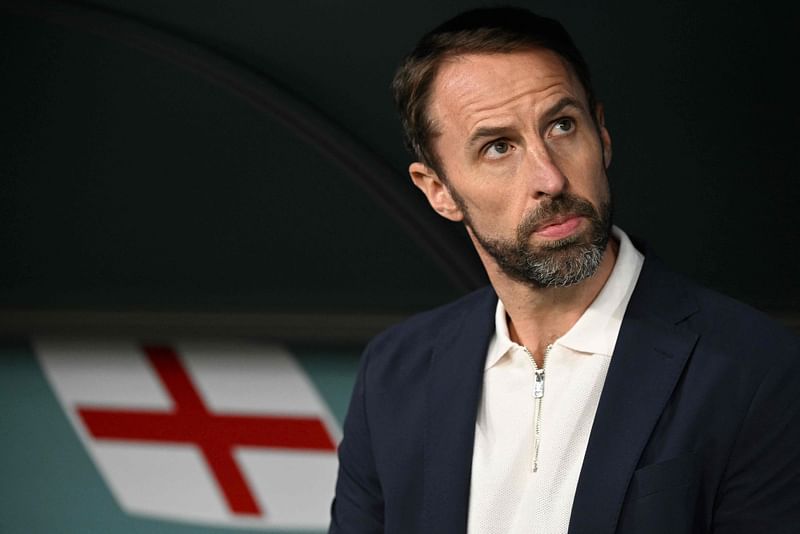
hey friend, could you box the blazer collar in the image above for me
[568,248,700,534]
[424,286,497,534]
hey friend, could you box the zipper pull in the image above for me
[533,369,545,398]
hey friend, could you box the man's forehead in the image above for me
[440,49,569,79]
[428,49,585,130]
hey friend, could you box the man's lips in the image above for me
[533,215,584,239]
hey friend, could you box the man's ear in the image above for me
[594,104,612,168]
[409,162,464,222]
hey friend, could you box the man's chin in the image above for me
[513,239,608,287]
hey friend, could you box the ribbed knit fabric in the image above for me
[467,227,643,534]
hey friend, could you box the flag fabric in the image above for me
[34,338,343,531]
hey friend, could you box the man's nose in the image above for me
[524,147,568,199]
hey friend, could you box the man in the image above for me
[329,6,799,534]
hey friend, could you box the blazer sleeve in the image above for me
[329,344,385,534]
[712,341,800,533]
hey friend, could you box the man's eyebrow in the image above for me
[467,125,516,150]
[541,96,585,124]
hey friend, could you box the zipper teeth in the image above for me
[524,343,553,370]
[524,344,552,472]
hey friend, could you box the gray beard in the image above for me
[466,194,612,289]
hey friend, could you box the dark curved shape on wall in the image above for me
[1,0,487,292]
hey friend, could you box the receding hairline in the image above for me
[420,47,597,166]
[391,9,599,177]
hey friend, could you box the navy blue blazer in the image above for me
[329,253,799,533]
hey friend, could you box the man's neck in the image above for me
[482,238,619,366]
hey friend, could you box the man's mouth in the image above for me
[533,215,584,239]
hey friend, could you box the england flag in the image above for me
[35,338,341,530]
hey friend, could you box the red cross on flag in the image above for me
[35,338,341,530]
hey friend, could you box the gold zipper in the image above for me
[523,343,553,472]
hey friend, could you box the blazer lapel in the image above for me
[424,288,497,534]
[568,256,700,534]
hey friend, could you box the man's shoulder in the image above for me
[690,280,797,357]
[363,286,496,362]
[639,253,798,364]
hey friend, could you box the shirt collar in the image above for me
[557,226,643,355]
[485,293,518,370]
[485,226,644,370]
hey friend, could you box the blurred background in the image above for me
[1,1,797,532]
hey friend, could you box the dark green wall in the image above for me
[1,0,797,321]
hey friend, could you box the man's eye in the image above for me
[552,118,574,135]
[485,140,511,158]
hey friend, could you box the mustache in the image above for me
[516,194,599,239]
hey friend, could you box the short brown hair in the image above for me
[391,6,597,176]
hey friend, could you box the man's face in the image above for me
[411,49,613,288]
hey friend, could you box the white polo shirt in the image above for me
[467,226,644,534]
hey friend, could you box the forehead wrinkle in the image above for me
[463,80,566,131]
[434,82,566,145]
[427,50,587,162]
[436,64,578,127]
